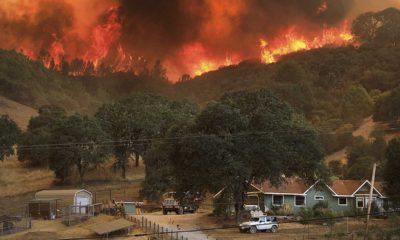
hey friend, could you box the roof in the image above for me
[89,219,134,235]
[330,180,365,196]
[35,189,91,199]
[29,198,60,202]
[252,179,308,194]
[331,180,385,196]
[252,179,386,197]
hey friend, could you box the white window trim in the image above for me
[338,197,347,206]
[272,195,284,206]
[356,197,364,208]
[294,195,306,207]
[314,196,324,201]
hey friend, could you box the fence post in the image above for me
[141,216,144,228]
[176,231,178,240]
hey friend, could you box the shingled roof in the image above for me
[330,180,385,196]
[252,179,309,194]
[252,179,386,197]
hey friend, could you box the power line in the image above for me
[8,123,400,152]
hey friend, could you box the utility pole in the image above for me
[365,163,377,239]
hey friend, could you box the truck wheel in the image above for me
[249,226,257,234]
[271,226,277,233]
[163,209,167,215]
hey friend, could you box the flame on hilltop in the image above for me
[0,0,370,81]
[260,22,354,64]
[82,6,122,68]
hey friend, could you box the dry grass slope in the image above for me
[0,95,37,129]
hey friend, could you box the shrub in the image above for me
[275,203,294,216]
[298,208,314,224]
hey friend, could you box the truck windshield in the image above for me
[250,217,260,222]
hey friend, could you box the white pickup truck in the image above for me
[239,216,279,234]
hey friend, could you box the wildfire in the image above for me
[260,22,354,64]
[82,6,121,69]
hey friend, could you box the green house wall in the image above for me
[304,184,354,213]
[263,184,356,214]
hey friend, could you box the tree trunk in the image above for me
[135,152,140,167]
[121,161,126,179]
[77,161,85,188]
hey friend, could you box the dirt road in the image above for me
[137,212,217,240]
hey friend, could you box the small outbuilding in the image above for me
[28,198,59,219]
[35,189,92,208]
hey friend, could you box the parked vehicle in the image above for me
[239,216,279,234]
[161,191,202,215]
[162,198,182,215]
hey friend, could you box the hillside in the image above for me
[0,95,37,129]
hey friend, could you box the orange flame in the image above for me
[83,6,121,68]
[260,22,353,64]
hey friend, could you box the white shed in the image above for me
[35,189,92,208]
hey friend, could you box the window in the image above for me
[314,196,324,201]
[356,197,364,208]
[295,196,306,206]
[338,197,347,206]
[272,195,284,206]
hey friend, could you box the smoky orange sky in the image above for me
[0,0,399,81]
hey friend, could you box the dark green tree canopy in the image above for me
[383,138,400,198]
[96,93,198,178]
[142,89,326,208]
[352,7,400,46]
[0,115,20,161]
[18,105,67,167]
[373,86,400,121]
[49,114,111,183]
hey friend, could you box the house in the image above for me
[248,179,388,214]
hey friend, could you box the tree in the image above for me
[49,114,111,184]
[0,115,20,161]
[341,86,373,124]
[18,105,67,167]
[274,61,308,83]
[352,8,400,46]
[373,87,400,121]
[96,93,198,178]
[383,138,400,199]
[346,156,374,180]
[352,12,381,44]
[346,136,371,166]
[142,89,326,217]
[328,160,344,178]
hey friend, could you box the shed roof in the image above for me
[89,219,134,235]
[35,189,91,199]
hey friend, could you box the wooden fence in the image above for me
[126,215,189,240]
